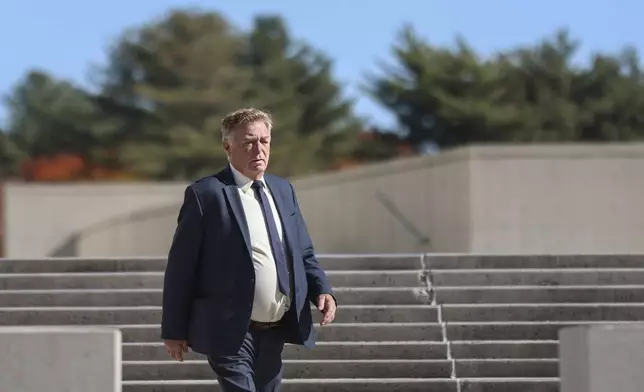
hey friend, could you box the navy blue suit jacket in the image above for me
[161,165,334,357]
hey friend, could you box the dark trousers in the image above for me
[207,326,286,392]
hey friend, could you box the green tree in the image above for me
[367,27,644,149]
[2,70,125,177]
[4,71,100,156]
[98,9,248,180]
[99,9,363,180]
[238,15,362,176]
[2,70,151,180]
[0,129,23,178]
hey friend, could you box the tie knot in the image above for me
[251,180,264,190]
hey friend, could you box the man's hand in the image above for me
[164,339,189,361]
[317,294,336,325]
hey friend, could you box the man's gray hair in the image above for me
[221,108,273,142]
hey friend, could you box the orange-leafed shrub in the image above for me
[20,153,135,182]
[21,154,84,181]
[332,158,360,170]
[396,143,415,156]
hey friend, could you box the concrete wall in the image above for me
[0,183,4,257]
[468,144,644,254]
[64,154,471,256]
[291,151,471,253]
[560,324,644,392]
[4,143,644,257]
[0,326,121,392]
[4,183,185,258]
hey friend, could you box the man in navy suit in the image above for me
[161,108,337,392]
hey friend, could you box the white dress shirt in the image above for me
[230,164,291,323]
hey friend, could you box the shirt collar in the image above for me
[229,164,266,194]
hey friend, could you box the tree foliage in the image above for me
[3,13,644,182]
[2,9,365,181]
[367,27,644,149]
[238,16,363,176]
[97,10,362,180]
[1,71,125,180]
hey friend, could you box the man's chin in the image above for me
[248,161,266,172]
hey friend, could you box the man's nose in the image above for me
[250,142,262,155]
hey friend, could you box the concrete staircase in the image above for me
[1,255,643,392]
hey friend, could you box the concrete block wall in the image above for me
[6,144,644,258]
[559,324,644,392]
[1,254,644,391]
[0,326,121,392]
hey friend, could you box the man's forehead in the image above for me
[238,123,270,138]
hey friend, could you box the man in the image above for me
[161,108,337,392]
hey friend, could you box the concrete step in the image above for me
[446,320,641,340]
[459,378,559,392]
[0,304,438,324]
[122,358,557,380]
[122,379,458,392]
[2,255,640,274]
[122,378,559,392]
[434,285,644,303]
[0,289,164,306]
[118,323,444,342]
[122,341,449,361]
[9,268,643,290]
[0,270,423,289]
[122,359,452,380]
[426,254,644,269]
[0,272,163,289]
[430,268,644,286]
[2,289,422,307]
[441,303,644,322]
[0,256,423,273]
[0,306,164,324]
[319,255,424,270]
[0,258,167,273]
[455,359,558,378]
[334,287,430,304]
[450,340,558,359]
[0,286,431,306]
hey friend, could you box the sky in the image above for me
[1,0,642,129]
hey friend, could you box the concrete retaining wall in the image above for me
[5,143,644,257]
[0,326,122,392]
[560,324,644,392]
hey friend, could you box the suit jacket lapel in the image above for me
[221,166,252,256]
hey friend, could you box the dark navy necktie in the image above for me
[251,180,290,296]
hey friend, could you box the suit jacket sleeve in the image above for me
[289,183,336,305]
[161,185,204,340]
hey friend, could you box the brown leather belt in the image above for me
[250,320,282,330]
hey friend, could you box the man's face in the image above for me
[224,120,271,179]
